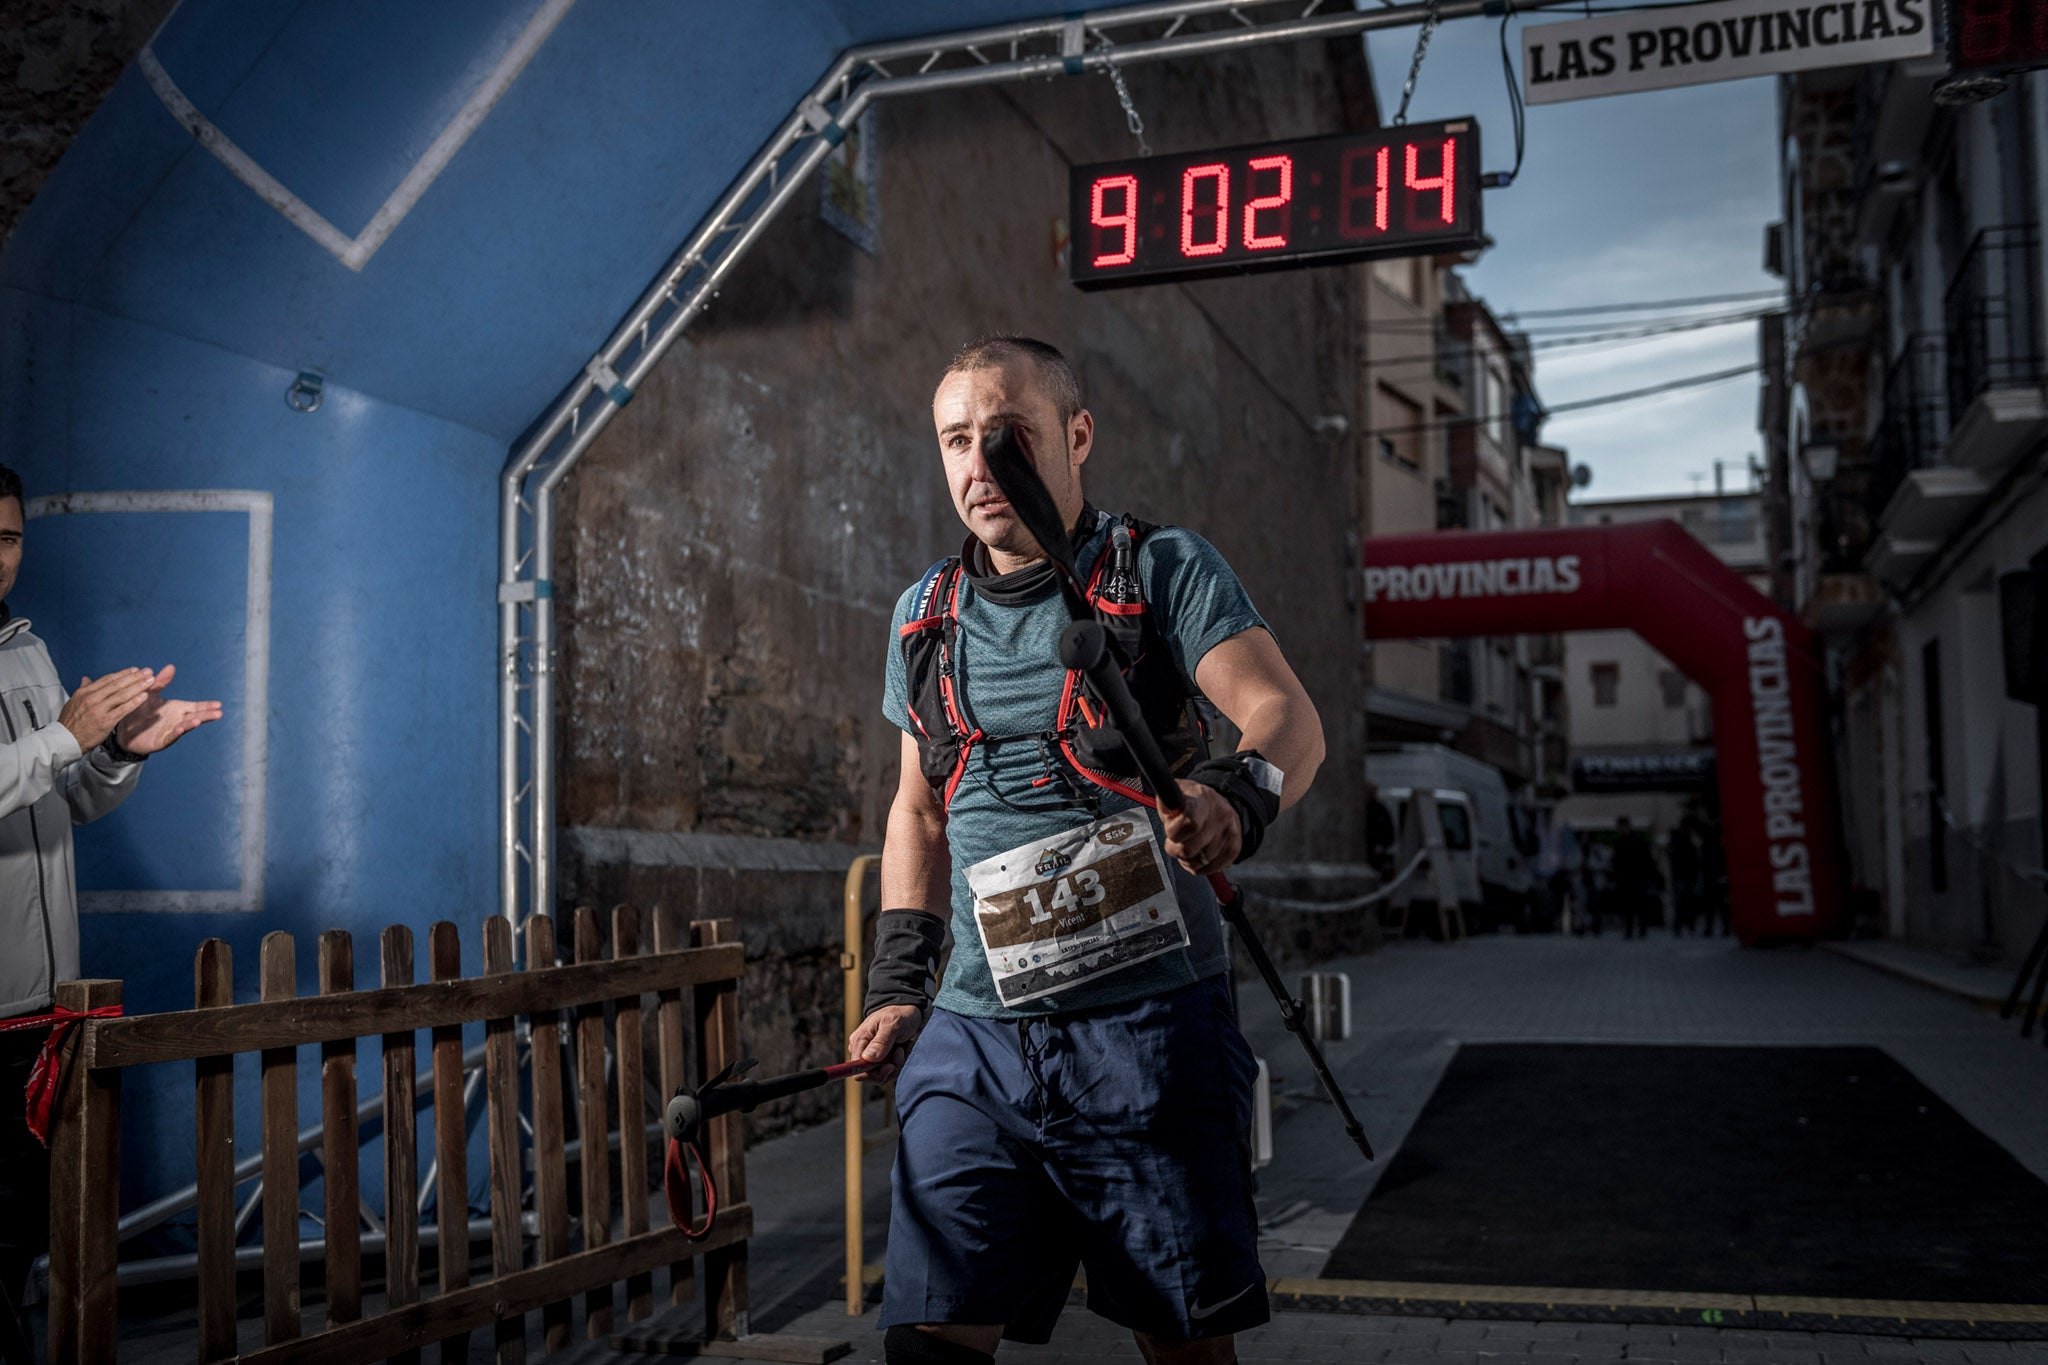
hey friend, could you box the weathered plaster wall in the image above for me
[557,40,1378,1135]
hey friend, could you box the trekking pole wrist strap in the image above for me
[864,909,946,1018]
[1188,750,1285,863]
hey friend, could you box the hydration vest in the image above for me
[899,513,1209,811]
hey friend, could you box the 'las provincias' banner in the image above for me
[1521,0,1933,104]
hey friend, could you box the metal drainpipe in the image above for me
[495,0,1502,929]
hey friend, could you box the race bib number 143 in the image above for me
[965,813,1189,1007]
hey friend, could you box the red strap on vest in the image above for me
[917,525,1162,810]
[1048,549,1161,808]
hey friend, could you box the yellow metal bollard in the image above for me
[843,853,881,1315]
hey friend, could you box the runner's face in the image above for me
[932,360,1092,563]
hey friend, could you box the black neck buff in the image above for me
[963,503,1102,605]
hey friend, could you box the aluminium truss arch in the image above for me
[495,0,1520,930]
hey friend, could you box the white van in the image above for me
[1377,785,1482,917]
[1368,744,1535,929]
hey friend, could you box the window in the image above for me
[1374,255,1419,301]
[1485,366,1507,443]
[1377,385,1422,473]
[1591,662,1620,707]
[1437,801,1473,850]
[1718,501,1755,545]
[1659,669,1687,709]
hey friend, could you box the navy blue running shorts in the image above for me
[878,974,1268,1344]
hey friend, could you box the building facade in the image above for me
[1768,61,2048,958]
[1561,489,1771,835]
[1362,268,1572,800]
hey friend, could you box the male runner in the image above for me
[848,336,1324,1365]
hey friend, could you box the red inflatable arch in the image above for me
[1363,522,1840,943]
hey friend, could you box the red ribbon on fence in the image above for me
[1,1003,123,1146]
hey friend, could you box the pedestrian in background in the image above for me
[1611,815,1658,940]
[1668,820,1702,936]
[1700,820,1730,936]
[0,465,223,1365]
[1582,834,1612,936]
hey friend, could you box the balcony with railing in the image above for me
[1862,334,1987,589]
[1942,224,2048,473]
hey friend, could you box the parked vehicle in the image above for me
[1377,784,1482,919]
[1368,744,1536,930]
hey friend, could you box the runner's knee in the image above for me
[1133,1330,1238,1365]
[884,1323,998,1365]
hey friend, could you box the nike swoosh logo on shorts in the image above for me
[1188,1282,1256,1321]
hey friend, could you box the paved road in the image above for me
[742,934,2048,1364]
[104,933,2048,1363]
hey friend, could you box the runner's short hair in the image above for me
[942,335,1083,425]
[0,465,22,509]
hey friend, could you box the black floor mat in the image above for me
[1321,1044,2048,1305]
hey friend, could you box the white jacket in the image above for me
[0,616,141,1018]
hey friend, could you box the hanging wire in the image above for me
[1492,0,1527,186]
[1392,0,1441,126]
[1096,44,1152,156]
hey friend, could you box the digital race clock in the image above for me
[1068,119,1485,290]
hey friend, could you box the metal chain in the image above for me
[1392,0,1441,127]
[1097,46,1152,156]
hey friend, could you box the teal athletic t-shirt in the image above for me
[882,507,1269,1019]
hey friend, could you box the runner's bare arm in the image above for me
[882,730,951,907]
[1192,626,1324,810]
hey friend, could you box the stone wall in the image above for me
[557,39,1383,1137]
[1,0,177,248]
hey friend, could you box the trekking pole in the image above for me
[660,1056,882,1237]
[981,423,1375,1162]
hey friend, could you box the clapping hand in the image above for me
[57,668,157,751]
[113,664,223,755]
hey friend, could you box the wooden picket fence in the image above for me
[44,908,753,1364]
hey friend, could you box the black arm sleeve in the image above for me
[864,909,947,1018]
[1187,749,1285,863]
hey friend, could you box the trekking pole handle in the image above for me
[1058,621,1241,899]
[665,1058,879,1144]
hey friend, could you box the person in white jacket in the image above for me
[0,465,221,1365]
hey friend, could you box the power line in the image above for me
[1498,290,1785,320]
[1545,362,1759,413]
[1365,363,1760,440]
[1353,308,1769,379]
[1360,298,1779,335]
[1517,305,1773,336]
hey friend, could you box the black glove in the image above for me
[1187,750,1284,864]
[864,910,946,1019]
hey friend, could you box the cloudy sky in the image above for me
[1365,18,1785,500]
